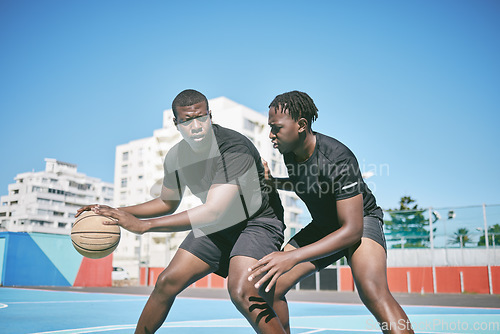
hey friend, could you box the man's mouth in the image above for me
[191,134,205,141]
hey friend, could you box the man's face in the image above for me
[174,101,212,151]
[268,105,301,154]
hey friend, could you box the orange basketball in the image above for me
[71,211,120,259]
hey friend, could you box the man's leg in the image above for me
[268,244,317,334]
[227,255,290,334]
[135,248,213,334]
[348,238,414,334]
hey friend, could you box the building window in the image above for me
[53,211,64,217]
[38,209,50,216]
[138,175,143,180]
[244,118,256,132]
[37,198,51,205]
[10,201,18,205]
[12,189,19,195]
[120,191,127,200]
[0,212,6,217]
[122,165,128,174]
[290,212,298,222]
[285,196,296,207]
[123,151,129,161]
[58,222,67,228]
[271,160,277,173]
[121,178,128,188]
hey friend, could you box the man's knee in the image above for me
[357,278,391,306]
[153,270,186,297]
[228,279,253,307]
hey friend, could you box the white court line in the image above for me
[5,287,499,310]
[29,314,481,334]
[6,298,145,305]
[32,325,136,334]
[300,329,328,334]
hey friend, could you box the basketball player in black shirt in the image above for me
[248,91,414,334]
[77,90,287,333]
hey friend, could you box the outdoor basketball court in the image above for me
[1,287,499,333]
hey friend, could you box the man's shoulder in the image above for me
[163,140,185,172]
[214,124,247,141]
[214,124,256,154]
[316,132,356,164]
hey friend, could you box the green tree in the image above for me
[448,228,472,247]
[384,196,434,248]
[478,224,500,247]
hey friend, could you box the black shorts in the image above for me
[288,213,387,271]
[179,217,285,278]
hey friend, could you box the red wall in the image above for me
[346,265,498,294]
[74,254,113,287]
[140,265,499,294]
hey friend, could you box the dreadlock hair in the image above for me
[269,91,319,128]
[172,89,209,118]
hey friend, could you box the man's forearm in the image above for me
[120,197,177,219]
[143,203,220,233]
[290,225,363,265]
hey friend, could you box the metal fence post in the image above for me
[483,203,493,294]
[429,207,437,293]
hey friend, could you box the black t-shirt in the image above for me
[163,124,283,234]
[284,132,381,233]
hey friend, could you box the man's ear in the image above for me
[173,118,178,126]
[298,118,309,133]
[209,111,212,120]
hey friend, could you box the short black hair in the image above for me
[269,91,318,127]
[172,89,209,118]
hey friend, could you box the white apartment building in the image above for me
[114,97,303,278]
[0,159,114,234]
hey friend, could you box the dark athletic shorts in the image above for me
[179,217,285,278]
[288,213,387,271]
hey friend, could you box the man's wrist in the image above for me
[290,248,303,265]
[141,219,152,234]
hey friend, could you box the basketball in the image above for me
[71,211,121,259]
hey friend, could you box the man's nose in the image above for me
[191,119,202,132]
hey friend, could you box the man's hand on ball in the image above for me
[75,204,112,218]
[94,206,148,235]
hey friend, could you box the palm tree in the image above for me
[448,228,472,247]
[478,224,500,247]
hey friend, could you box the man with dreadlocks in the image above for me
[248,91,414,333]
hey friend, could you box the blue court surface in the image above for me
[1,287,500,334]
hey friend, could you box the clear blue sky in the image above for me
[1,0,499,210]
